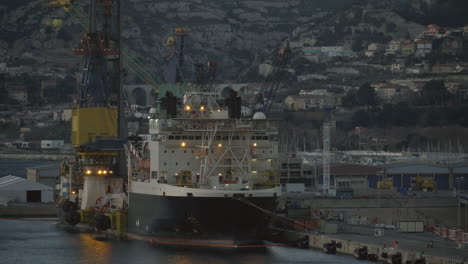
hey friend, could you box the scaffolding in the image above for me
[322,122,331,194]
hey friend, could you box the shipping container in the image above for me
[397,221,424,233]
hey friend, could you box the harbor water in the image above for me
[0,160,371,264]
[0,218,374,264]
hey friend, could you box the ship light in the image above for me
[181,142,186,147]
[217,109,221,112]
[218,173,222,176]
[72,191,76,194]
[252,171,258,174]
[217,143,222,147]
[85,170,91,175]
[185,105,191,111]
[200,106,205,111]
[103,170,107,174]
[98,170,102,174]
[109,170,113,174]
[253,143,257,147]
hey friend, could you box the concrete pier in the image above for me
[308,231,468,264]
[0,203,57,217]
[0,153,73,161]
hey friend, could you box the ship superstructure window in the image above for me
[169,136,174,140]
[151,171,157,179]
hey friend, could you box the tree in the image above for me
[352,110,372,127]
[386,22,397,33]
[341,91,357,108]
[352,37,363,52]
[356,83,378,107]
[419,80,451,106]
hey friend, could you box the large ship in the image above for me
[125,28,282,244]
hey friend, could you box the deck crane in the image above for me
[48,0,160,91]
[248,46,291,118]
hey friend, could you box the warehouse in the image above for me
[385,164,450,190]
[0,175,54,203]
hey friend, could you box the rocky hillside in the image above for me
[0,0,464,83]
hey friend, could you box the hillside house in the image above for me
[365,43,385,57]
[415,39,433,57]
[375,83,411,103]
[432,64,457,74]
[425,24,441,38]
[441,37,463,56]
[391,61,406,73]
[284,92,337,111]
[401,41,416,56]
[385,40,402,56]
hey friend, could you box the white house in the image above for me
[41,140,65,149]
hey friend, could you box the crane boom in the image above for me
[249,47,291,117]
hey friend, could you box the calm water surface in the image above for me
[0,160,372,264]
[0,219,374,264]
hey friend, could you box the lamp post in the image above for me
[455,177,464,231]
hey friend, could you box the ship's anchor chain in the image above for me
[231,196,321,233]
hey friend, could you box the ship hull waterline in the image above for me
[127,192,278,246]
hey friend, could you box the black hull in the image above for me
[127,192,277,245]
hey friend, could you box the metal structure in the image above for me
[165,27,188,84]
[249,46,291,117]
[54,1,127,231]
[322,122,331,194]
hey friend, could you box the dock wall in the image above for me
[299,197,459,227]
[308,233,466,264]
[0,204,57,217]
[0,153,72,161]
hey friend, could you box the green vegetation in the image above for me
[43,75,77,104]
[396,0,468,27]
[342,80,468,129]
[24,122,71,143]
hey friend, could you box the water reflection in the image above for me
[0,220,371,264]
[78,234,112,264]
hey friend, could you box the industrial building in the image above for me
[294,160,468,193]
[26,164,60,187]
[0,175,54,203]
